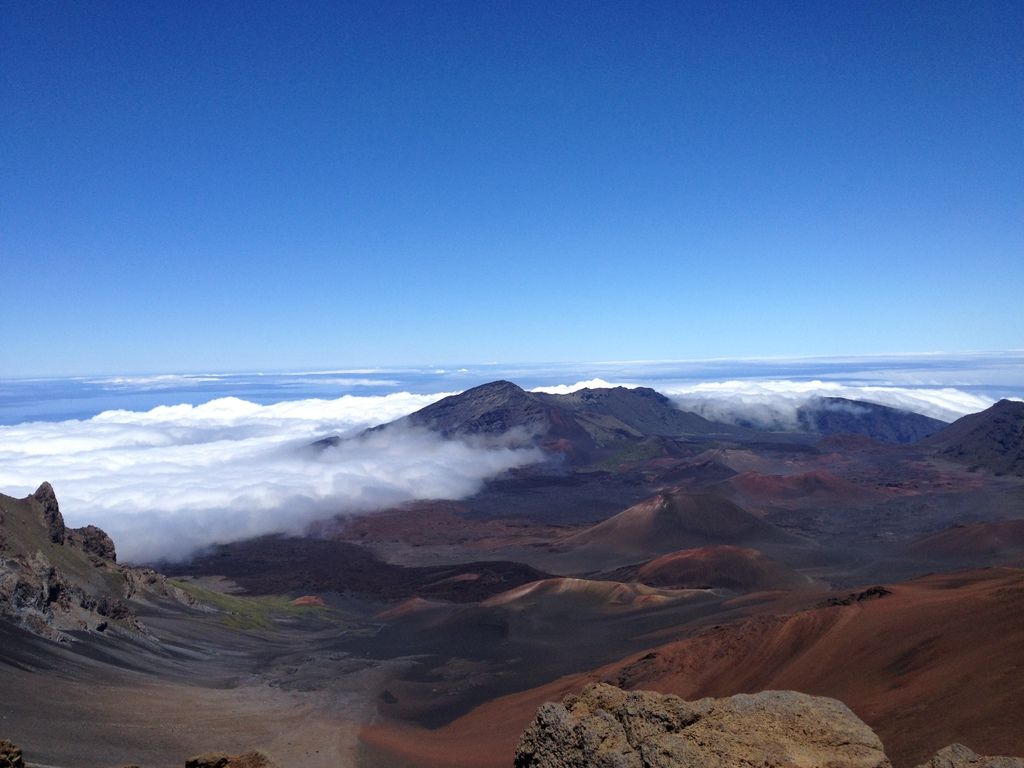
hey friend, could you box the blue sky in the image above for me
[2,1,1022,377]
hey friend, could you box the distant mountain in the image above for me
[796,397,947,443]
[922,399,1024,475]
[318,381,744,463]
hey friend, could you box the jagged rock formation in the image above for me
[32,481,65,544]
[515,683,891,768]
[913,743,1024,768]
[0,483,194,641]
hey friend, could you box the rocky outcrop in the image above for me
[516,683,891,768]
[0,485,195,641]
[517,685,1024,768]
[185,751,277,768]
[0,740,24,768]
[914,744,1024,768]
[0,550,137,641]
[32,482,65,544]
[68,524,117,562]
[121,565,197,607]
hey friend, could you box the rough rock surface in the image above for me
[0,740,24,768]
[914,744,1024,768]
[68,524,117,562]
[515,683,891,768]
[185,751,277,768]
[0,484,195,641]
[32,481,65,544]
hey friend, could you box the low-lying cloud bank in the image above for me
[661,380,995,428]
[0,392,542,563]
[535,377,998,426]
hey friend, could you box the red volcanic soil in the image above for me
[907,521,1024,562]
[553,490,793,568]
[320,501,569,554]
[290,595,326,607]
[361,568,1024,768]
[728,469,879,502]
[606,545,815,592]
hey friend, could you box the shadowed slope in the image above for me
[797,397,947,444]
[922,399,1024,475]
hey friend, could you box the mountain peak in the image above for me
[31,481,65,544]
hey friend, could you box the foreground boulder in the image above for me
[185,751,277,768]
[0,740,24,768]
[914,743,1024,768]
[515,683,890,768]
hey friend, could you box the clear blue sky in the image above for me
[2,1,1022,377]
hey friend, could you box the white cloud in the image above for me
[662,379,994,428]
[0,391,542,563]
[530,378,633,395]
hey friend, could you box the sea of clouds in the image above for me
[0,392,543,562]
[0,374,1011,563]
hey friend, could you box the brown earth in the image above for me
[728,469,882,502]
[551,489,797,570]
[604,545,817,592]
[906,521,1024,562]
[361,567,1024,768]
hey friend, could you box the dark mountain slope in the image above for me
[922,399,1024,475]
[796,397,947,443]
[406,380,556,439]
[317,381,746,464]
[162,534,548,602]
[534,386,739,439]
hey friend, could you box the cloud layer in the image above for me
[0,392,542,563]
[661,379,995,428]
[533,377,999,426]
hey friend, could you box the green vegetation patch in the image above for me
[169,580,329,631]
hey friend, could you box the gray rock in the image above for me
[915,743,1024,768]
[32,481,65,544]
[515,683,891,768]
[0,740,24,768]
